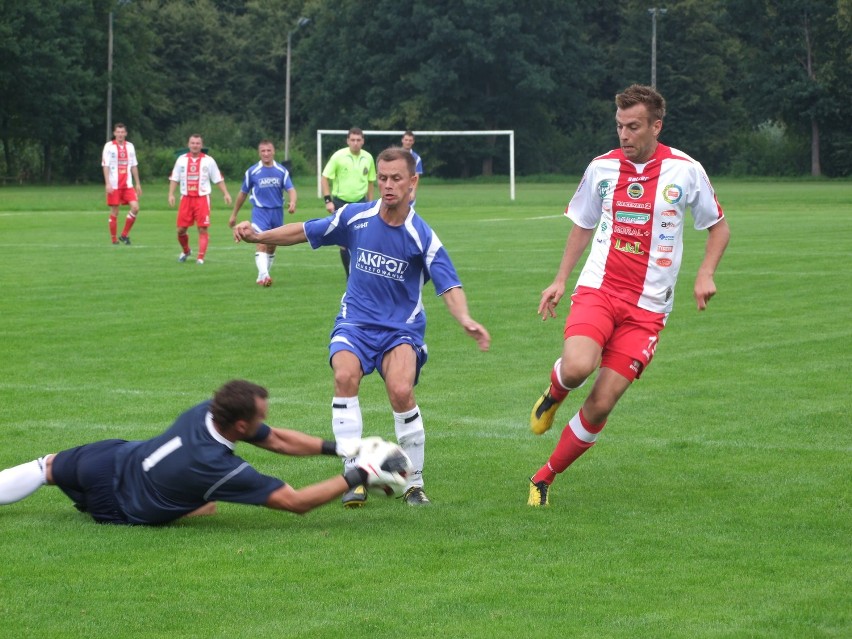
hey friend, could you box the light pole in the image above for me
[284,17,310,162]
[648,7,667,88]
[106,11,114,141]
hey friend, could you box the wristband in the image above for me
[324,195,332,204]
[343,467,368,489]
[321,440,337,456]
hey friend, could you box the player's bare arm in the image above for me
[103,167,113,194]
[168,181,178,207]
[233,221,307,246]
[229,191,248,227]
[132,167,142,196]
[250,427,326,456]
[287,188,297,214]
[441,286,491,352]
[539,224,595,320]
[218,181,232,206]
[693,217,730,311]
[321,176,335,212]
[266,477,350,515]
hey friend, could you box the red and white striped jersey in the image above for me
[567,143,724,313]
[169,153,224,197]
[102,140,138,189]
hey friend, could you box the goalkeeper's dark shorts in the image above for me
[52,439,130,525]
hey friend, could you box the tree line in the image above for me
[1,0,850,184]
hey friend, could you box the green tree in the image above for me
[0,0,103,181]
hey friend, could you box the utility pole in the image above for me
[106,11,114,141]
[284,17,311,162]
[648,7,667,88]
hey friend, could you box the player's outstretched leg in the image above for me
[530,358,584,435]
[0,456,50,505]
[395,407,430,506]
[334,396,366,508]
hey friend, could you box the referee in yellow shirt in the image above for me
[321,127,377,277]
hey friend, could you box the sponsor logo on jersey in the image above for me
[614,224,649,237]
[656,257,673,266]
[600,222,608,233]
[660,220,677,228]
[615,200,652,210]
[658,233,674,241]
[627,183,644,199]
[258,177,281,187]
[661,209,677,217]
[662,184,683,204]
[356,249,409,280]
[597,180,612,198]
[613,239,644,255]
[657,245,673,253]
[354,221,369,230]
[615,212,650,224]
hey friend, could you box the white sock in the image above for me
[332,396,363,471]
[268,253,276,273]
[255,251,269,278]
[0,456,49,505]
[394,406,425,489]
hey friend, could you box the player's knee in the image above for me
[333,369,360,395]
[558,359,594,389]
[385,383,414,410]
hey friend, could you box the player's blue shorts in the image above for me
[251,206,285,233]
[51,439,129,524]
[329,324,428,384]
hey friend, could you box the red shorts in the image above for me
[564,286,667,380]
[106,187,137,207]
[177,195,211,228]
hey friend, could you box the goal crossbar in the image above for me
[316,129,515,200]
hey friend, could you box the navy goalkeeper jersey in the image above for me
[113,401,284,525]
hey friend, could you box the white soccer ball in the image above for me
[357,438,412,497]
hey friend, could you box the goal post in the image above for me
[316,129,515,200]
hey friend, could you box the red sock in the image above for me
[109,215,118,241]
[121,213,136,236]
[549,360,571,402]
[198,233,209,259]
[178,232,190,253]
[531,409,606,484]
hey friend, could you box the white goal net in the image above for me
[316,129,516,200]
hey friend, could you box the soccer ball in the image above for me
[358,438,412,497]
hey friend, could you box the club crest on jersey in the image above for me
[626,183,644,199]
[597,180,613,198]
[356,249,409,281]
[662,184,683,204]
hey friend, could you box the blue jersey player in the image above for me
[233,147,491,507]
[229,140,298,286]
[0,380,406,524]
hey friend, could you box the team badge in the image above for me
[597,180,612,198]
[627,183,644,199]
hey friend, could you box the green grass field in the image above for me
[0,178,849,638]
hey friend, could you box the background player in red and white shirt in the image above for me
[102,123,142,245]
[168,134,232,264]
[527,84,731,507]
